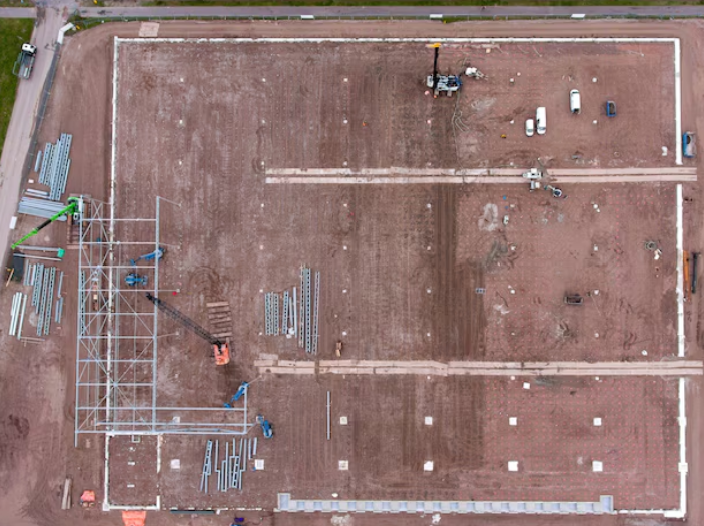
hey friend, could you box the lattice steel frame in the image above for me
[74,197,250,445]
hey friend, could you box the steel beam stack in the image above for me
[30,265,57,336]
[200,439,213,493]
[304,267,312,353]
[312,271,320,355]
[37,133,72,201]
[264,292,272,335]
[201,437,257,493]
[38,143,52,182]
[8,292,26,338]
[18,197,69,220]
[282,290,289,335]
[263,267,319,348]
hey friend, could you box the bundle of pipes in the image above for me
[8,292,27,339]
[201,436,258,493]
[18,197,69,221]
[38,133,72,201]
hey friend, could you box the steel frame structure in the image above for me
[74,197,250,446]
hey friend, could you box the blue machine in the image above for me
[257,414,273,439]
[125,273,148,287]
[130,246,165,266]
[224,382,249,408]
[606,101,616,117]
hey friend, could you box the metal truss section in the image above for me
[74,197,250,445]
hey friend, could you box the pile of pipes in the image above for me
[263,265,320,354]
[200,437,257,493]
[37,133,72,201]
[8,292,28,340]
[27,264,61,336]
[18,197,70,221]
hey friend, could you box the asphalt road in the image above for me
[75,5,704,18]
[0,6,66,267]
[0,7,34,18]
[2,4,704,20]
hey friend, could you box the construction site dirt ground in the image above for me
[1,17,704,526]
[103,37,682,510]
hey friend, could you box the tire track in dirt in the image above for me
[432,186,487,361]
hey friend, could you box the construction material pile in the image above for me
[26,264,63,336]
[263,265,320,354]
[38,133,72,201]
[18,197,69,220]
[200,437,258,493]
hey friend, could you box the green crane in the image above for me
[11,196,82,252]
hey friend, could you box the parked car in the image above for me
[570,89,581,114]
[525,118,534,137]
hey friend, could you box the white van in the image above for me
[536,107,546,135]
[570,89,581,114]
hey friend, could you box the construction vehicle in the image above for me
[257,415,273,439]
[335,340,343,357]
[464,65,487,80]
[79,490,96,508]
[606,100,617,117]
[426,43,462,97]
[122,511,147,526]
[145,293,230,366]
[564,294,584,306]
[125,273,148,287]
[224,382,249,408]
[13,43,36,79]
[544,184,566,199]
[522,167,543,191]
[12,196,82,252]
[130,247,165,266]
[683,132,696,158]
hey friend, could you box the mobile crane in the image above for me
[145,293,230,366]
[12,196,82,251]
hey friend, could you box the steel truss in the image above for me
[74,197,250,445]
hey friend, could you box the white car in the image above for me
[525,118,535,137]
